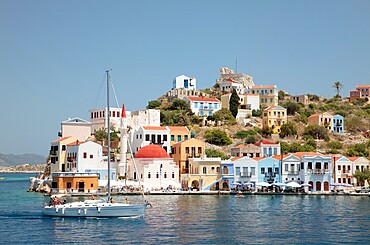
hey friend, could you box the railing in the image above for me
[50,150,57,155]
[265,172,276,178]
[311,169,328,174]
[287,171,299,175]
[240,172,252,177]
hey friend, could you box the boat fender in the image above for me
[84,209,87,215]
[97,207,101,213]
[78,209,80,215]
[55,207,59,213]
[62,208,65,215]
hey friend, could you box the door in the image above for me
[78,182,85,192]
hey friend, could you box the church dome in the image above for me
[135,144,169,159]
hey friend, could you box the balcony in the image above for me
[311,169,327,174]
[287,171,299,175]
[50,150,57,156]
[240,172,252,178]
[265,172,276,178]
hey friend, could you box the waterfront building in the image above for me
[295,152,332,192]
[261,106,287,134]
[51,172,99,194]
[183,96,221,117]
[255,140,281,157]
[172,75,197,91]
[89,107,123,133]
[349,84,370,101]
[280,154,302,184]
[133,144,180,191]
[247,85,278,107]
[333,155,353,185]
[220,161,234,190]
[232,156,258,186]
[171,138,205,175]
[181,157,222,191]
[332,114,344,133]
[256,156,281,184]
[50,136,78,174]
[59,117,92,141]
[131,126,170,156]
[349,156,370,187]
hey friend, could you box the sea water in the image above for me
[0,173,370,244]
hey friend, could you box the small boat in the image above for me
[235,191,245,198]
[43,70,148,218]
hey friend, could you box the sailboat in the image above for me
[42,70,148,218]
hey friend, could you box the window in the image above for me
[338,165,341,170]
[261,167,265,174]
[83,152,87,158]
[163,135,167,141]
[67,182,71,188]
[62,145,66,151]
[235,167,240,176]
[308,162,312,170]
[203,167,207,174]
[164,172,167,178]
[251,167,255,176]
[171,135,175,141]
[285,164,289,171]
[177,135,181,142]
[156,172,159,178]
[148,172,151,178]
[145,134,150,141]
[216,167,220,173]
[90,154,93,159]
[184,135,188,140]
[172,172,175,178]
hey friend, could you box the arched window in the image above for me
[172,172,175,178]
[133,172,137,180]
[164,172,167,178]
[148,172,151,179]
[216,167,220,173]
[156,172,159,178]
[203,167,207,174]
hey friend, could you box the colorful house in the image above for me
[280,154,301,184]
[232,156,259,186]
[221,161,234,190]
[171,138,205,175]
[247,85,278,107]
[349,84,370,101]
[332,114,344,133]
[256,157,281,184]
[183,96,221,117]
[167,126,191,149]
[131,126,170,155]
[262,106,287,134]
[50,136,78,174]
[307,112,333,131]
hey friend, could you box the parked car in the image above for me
[355,187,370,193]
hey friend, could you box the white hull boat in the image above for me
[43,200,146,218]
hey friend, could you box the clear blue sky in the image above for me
[1,0,370,156]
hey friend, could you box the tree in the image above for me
[171,98,190,111]
[303,125,329,141]
[245,135,258,144]
[205,129,232,146]
[282,101,302,115]
[212,108,236,124]
[147,100,162,109]
[229,89,240,118]
[279,121,298,138]
[353,169,370,186]
[205,149,230,160]
[234,130,257,139]
[278,90,286,101]
[332,81,343,97]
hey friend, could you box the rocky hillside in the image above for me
[0,153,47,167]
[0,163,46,172]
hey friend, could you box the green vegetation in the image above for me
[332,81,343,97]
[234,130,257,139]
[303,125,329,141]
[346,141,370,157]
[147,100,162,109]
[279,121,298,138]
[353,168,370,186]
[205,149,230,160]
[205,129,232,146]
[229,89,240,118]
[212,108,237,124]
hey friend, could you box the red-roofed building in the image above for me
[183,96,221,117]
[50,136,78,174]
[131,126,171,156]
[247,85,278,106]
[349,85,370,101]
[231,140,281,158]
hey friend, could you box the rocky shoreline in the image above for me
[0,164,46,173]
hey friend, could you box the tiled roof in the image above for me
[252,85,276,89]
[255,140,276,146]
[253,157,265,161]
[231,156,243,161]
[263,106,286,111]
[185,96,220,102]
[167,126,189,132]
[143,126,167,131]
[347,156,360,162]
[293,152,322,158]
[67,140,84,146]
[53,136,72,143]
[235,144,246,149]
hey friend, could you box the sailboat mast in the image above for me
[107,69,111,203]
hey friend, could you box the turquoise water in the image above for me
[0,173,370,244]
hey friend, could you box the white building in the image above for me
[90,107,124,133]
[280,154,301,184]
[131,126,171,156]
[132,144,180,190]
[232,156,259,186]
[173,75,196,90]
[183,96,221,117]
[59,117,92,141]
[219,78,244,94]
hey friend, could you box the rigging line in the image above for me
[111,80,120,109]
[126,131,146,200]
[89,73,106,112]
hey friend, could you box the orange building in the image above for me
[51,172,99,194]
[170,138,205,175]
[349,85,370,101]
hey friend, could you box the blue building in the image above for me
[221,161,234,190]
[256,157,281,184]
[332,114,344,133]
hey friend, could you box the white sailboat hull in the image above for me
[43,201,146,218]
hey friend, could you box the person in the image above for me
[91,195,95,200]
[110,197,115,203]
[125,198,130,204]
[63,198,67,204]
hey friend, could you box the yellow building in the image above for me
[181,157,222,191]
[262,106,287,134]
[170,138,205,175]
[50,136,78,174]
[51,172,99,194]
[167,126,191,147]
[248,85,279,107]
